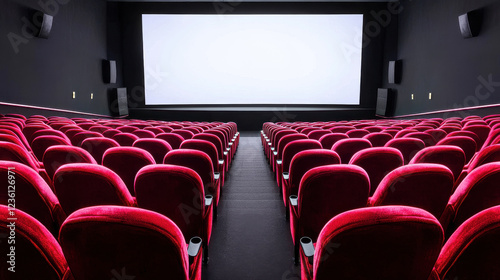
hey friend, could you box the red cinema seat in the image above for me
[432,206,500,280]
[363,132,393,147]
[318,133,349,149]
[180,139,225,187]
[102,147,155,196]
[59,206,203,280]
[131,129,156,139]
[133,138,173,164]
[164,149,220,214]
[31,129,70,143]
[31,135,71,162]
[0,161,65,236]
[306,130,331,140]
[440,162,500,235]
[53,163,136,215]
[112,132,139,146]
[70,131,103,146]
[273,133,308,172]
[80,137,120,165]
[331,138,372,164]
[0,205,71,280]
[289,164,369,264]
[437,136,477,164]
[135,164,213,263]
[463,124,490,149]
[277,139,322,190]
[43,145,97,181]
[370,164,454,219]
[385,137,426,164]
[409,145,465,182]
[346,129,370,138]
[349,147,404,196]
[156,132,185,149]
[299,206,443,280]
[404,132,437,146]
[172,129,196,140]
[282,149,341,211]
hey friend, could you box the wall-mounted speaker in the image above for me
[376,88,395,117]
[103,60,117,84]
[35,12,53,39]
[388,60,402,84]
[109,88,128,116]
[459,9,482,38]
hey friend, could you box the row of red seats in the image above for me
[261,115,500,279]
[0,114,239,279]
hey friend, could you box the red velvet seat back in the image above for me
[112,132,139,146]
[172,129,196,140]
[410,145,465,181]
[31,135,71,162]
[276,134,308,160]
[0,161,65,236]
[466,144,500,171]
[43,145,97,180]
[60,206,192,280]
[297,164,369,242]
[193,133,224,160]
[306,130,331,140]
[32,129,70,142]
[437,136,476,163]
[434,206,500,280]
[132,129,156,139]
[309,206,443,280]
[318,133,349,149]
[349,147,404,195]
[164,149,215,191]
[371,164,454,218]
[0,141,39,170]
[346,129,370,138]
[136,164,210,244]
[0,205,70,280]
[133,138,173,164]
[443,162,500,232]
[363,132,393,147]
[282,139,323,173]
[180,139,219,171]
[102,147,155,196]
[331,138,372,164]
[156,132,185,149]
[463,124,490,148]
[404,132,437,146]
[54,163,135,215]
[80,137,120,164]
[70,131,103,146]
[385,138,426,164]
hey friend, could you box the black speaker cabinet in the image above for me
[459,10,482,38]
[388,60,402,84]
[109,88,128,116]
[35,12,53,39]
[103,60,117,84]
[376,88,395,117]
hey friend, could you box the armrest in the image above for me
[268,142,272,146]
[229,142,233,146]
[271,147,275,151]
[188,236,203,264]
[223,151,228,156]
[289,195,298,207]
[282,172,289,180]
[205,195,213,206]
[214,172,220,180]
[226,147,231,152]
[300,237,315,265]
[218,159,224,165]
[276,159,282,165]
[273,151,278,156]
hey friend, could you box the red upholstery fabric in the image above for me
[300,206,443,280]
[43,145,97,180]
[410,145,465,181]
[164,149,220,206]
[363,132,393,147]
[463,124,490,148]
[0,205,71,280]
[318,133,348,149]
[70,131,103,146]
[102,129,121,138]
[116,125,138,133]
[0,161,65,236]
[278,139,323,189]
[133,138,173,164]
[80,137,120,165]
[329,126,354,133]
[437,136,477,164]
[180,139,224,186]
[102,147,155,196]
[370,164,454,219]
[426,129,447,143]
[290,164,369,245]
[331,138,372,164]
[440,162,500,235]
[447,131,481,151]
[53,163,136,215]
[385,138,426,164]
[346,129,370,138]
[434,205,500,280]
[60,206,201,280]
[31,135,71,162]
[22,124,51,144]
[31,129,70,143]
[193,133,228,172]
[172,129,196,140]
[132,129,156,138]
[0,141,40,170]
[0,133,29,149]
[273,133,309,172]
[306,130,331,140]
[404,132,437,146]
[156,132,186,149]
[135,164,212,245]
[112,132,139,146]
[349,147,404,196]
[283,149,340,208]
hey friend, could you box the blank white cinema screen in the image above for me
[142,14,363,105]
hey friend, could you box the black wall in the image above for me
[0,0,120,117]
[386,0,500,117]
[117,2,398,129]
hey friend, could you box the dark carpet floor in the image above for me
[202,132,298,280]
